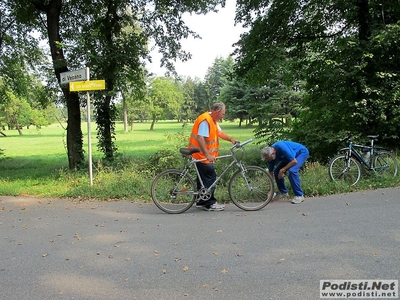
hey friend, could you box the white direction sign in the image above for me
[60,68,88,84]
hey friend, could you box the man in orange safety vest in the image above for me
[188,102,239,211]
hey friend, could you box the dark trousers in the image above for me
[196,162,217,207]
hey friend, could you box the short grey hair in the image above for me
[261,146,274,161]
[211,102,225,112]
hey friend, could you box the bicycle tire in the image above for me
[373,150,398,177]
[328,154,361,186]
[151,169,196,214]
[228,166,274,211]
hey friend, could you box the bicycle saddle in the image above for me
[180,148,200,155]
[367,135,379,140]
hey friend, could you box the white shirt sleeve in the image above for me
[198,120,209,137]
[198,121,221,137]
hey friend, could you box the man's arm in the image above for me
[197,135,216,163]
[277,143,297,178]
[218,131,238,144]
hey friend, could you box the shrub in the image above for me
[147,149,182,174]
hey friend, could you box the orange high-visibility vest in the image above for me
[188,111,219,163]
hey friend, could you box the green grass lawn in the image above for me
[1,120,399,201]
[0,120,260,199]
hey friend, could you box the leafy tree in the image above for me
[120,85,149,131]
[203,56,233,108]
[219,79,251,125]
[8,0,226,168]
[235,0,400,161]
[148,77,183,130]
[192,80,209,116]
[179,77,199,122]
[1,0,56,136]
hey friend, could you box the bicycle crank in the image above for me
[197,188,212,201]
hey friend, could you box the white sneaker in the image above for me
[204,202,225,211]
[291,196,305,204]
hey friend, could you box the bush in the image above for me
[147,149,183,174]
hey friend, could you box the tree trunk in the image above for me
[96,95,115,161]
[11,115,23,135]
[357,0,371,42]
[150,115,156,131]
[65,91,84,169]
[44,0,84,169]
[17,126,23,136]
[123,96,128,132]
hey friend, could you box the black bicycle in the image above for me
[328,134,398,186]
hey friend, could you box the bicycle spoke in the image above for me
[329,155,361,186]
[373,151,398,177]
[151,169,196,214]
[229,166,274,211]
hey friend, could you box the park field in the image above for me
[0,120,399,201]
[0,120,261,201]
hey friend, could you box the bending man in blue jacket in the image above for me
[261,141,309,204]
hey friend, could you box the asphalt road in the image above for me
[1,188,399,300]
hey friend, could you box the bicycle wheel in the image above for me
[228,166,274,211]
[151,169,196,214]
[373,150,398,177]
[328,154,361,186]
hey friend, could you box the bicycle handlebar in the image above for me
[340,134,352,142]
[231,138,253,150]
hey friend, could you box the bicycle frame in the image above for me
[344,142,372,168]
[180,139,253,198]
[340,135,391,171]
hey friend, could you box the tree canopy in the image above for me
[3,0,226,168]
[2,0,400,166]
[234,0,400,161]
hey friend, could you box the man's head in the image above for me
[210,102,226,122]
[261,146,276,162]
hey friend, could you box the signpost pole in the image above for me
[85,67,93,186]
[68,69,105,187]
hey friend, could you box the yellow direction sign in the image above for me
[69,80,105,91]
